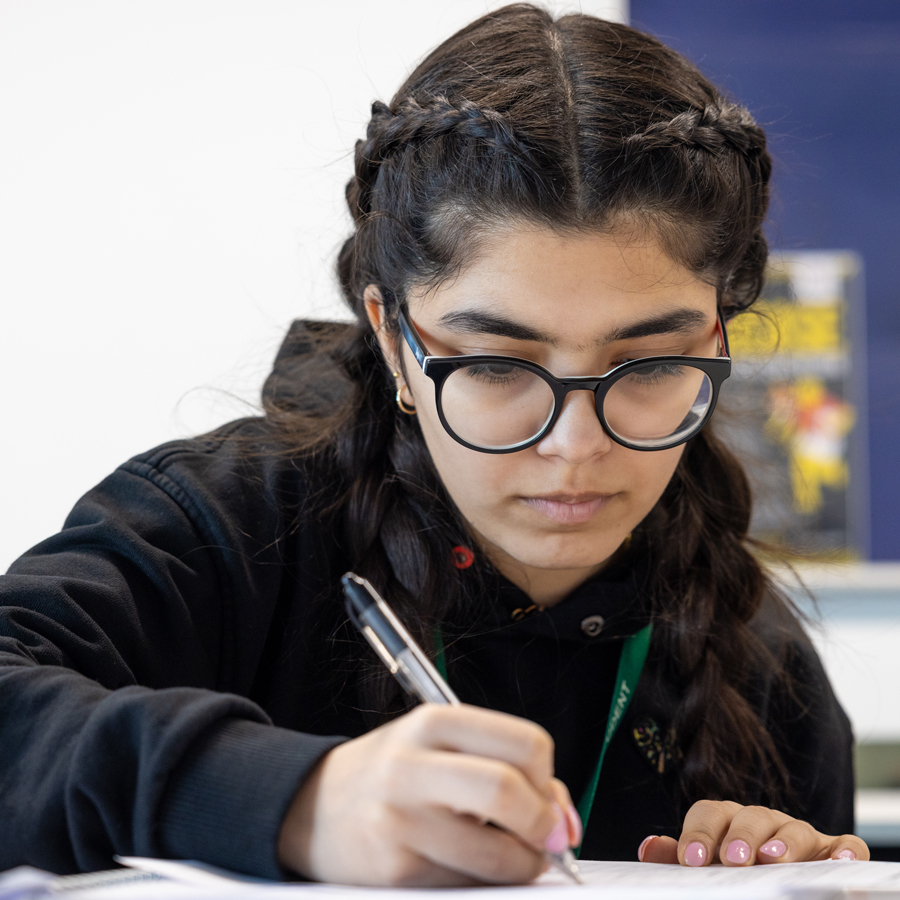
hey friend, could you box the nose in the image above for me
[535,387,613,462]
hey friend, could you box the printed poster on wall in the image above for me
[718,251,867,558]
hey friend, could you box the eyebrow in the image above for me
[604,308,710,342]
[436,307,710,347]
[437,310,546,343]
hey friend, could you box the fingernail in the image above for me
[760,840,787,858]
[727,839,752,864]
[564,804,583,847]
[835,849,857,860]
[545,804,568,854]
[638,835,658,862]
[685,841,707,867]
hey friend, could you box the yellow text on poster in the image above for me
[728,302,842,356]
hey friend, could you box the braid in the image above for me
[625,104,766,158]
[347,96,532,222]
[329,329,482,722]
[643,427,794,809]
[616,100,771,314]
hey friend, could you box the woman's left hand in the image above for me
[638,801,869,866]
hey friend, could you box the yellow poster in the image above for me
[719,252,863,557]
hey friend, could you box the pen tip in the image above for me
[548,850,584,885]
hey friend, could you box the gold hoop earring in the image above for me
[396,385,417,415]
[391,371,417,415]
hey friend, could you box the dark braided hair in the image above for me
[264,4,797,808]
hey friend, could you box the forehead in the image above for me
[408,224,717,336]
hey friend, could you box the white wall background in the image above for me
[0,0,627,572]
[4,1,900,747]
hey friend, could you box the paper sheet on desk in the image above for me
[76,857,900,900]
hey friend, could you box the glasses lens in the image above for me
[440,361,555,450]
[603,363,713,449]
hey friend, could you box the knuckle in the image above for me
[406,703,442,737]
[485,768,521,818]
[526,725,554,763]
[403,704,457,746]
[742,805,769,818]
[686,798,745,839]
[692,799,718,814]
[732,804,775,829]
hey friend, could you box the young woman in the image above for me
[0,3,865,886]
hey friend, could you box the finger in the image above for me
[718,805,793,866]
[639,835,679,864]
[756,823,870,864]
[369,847,485,888]
[548,778,582,847]
[399,705,555,791]
[754,818,829,864]
[825,835,869,862]
[393,748,557,851]
[401,806,547,885]
[678,800,744,867]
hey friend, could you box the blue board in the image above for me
[630,0,900,559]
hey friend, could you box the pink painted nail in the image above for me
[685,842,707,867]
[760,840,787,858]
[835,849,857,860]
[638,835,658,862]
[545,805,568,855]
[564,804,583,847]
[727,839,752,864]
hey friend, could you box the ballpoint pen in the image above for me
[341,571,584,885]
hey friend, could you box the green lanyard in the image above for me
[574,622,653,856]
[433,621,652,857]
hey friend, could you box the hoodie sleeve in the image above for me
[0,421,345,877]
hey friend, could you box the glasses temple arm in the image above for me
[397,306,428,368]
[716,309,732,358]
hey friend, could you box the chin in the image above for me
[505,532,625,572]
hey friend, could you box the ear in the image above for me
[363,284,401,374]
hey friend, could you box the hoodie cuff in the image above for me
[158,718,346,879]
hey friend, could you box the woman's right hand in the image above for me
[277,704,581,886]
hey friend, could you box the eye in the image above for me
[461,361,525,385]
[622,363,686,385]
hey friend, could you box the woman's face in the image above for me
[368,225,720,606]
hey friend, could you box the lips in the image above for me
[521,492,612,525]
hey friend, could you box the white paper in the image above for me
[82,857,900,900]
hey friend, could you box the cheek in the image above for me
[405,363,508,504]
[416,399,515,516]
[631,445,684,499]
[616,445,685,532]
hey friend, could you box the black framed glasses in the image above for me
[397,306,731,454]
